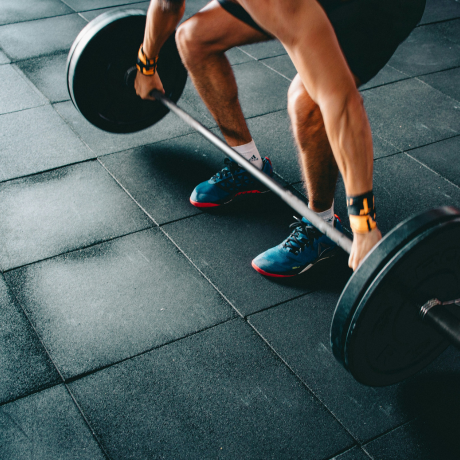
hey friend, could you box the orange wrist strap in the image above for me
[136,45,158,76]
[347,191,377,234]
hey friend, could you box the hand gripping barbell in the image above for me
[67,10,460,386]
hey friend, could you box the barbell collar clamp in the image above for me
[420,299,460,350]
[152,90,354,254]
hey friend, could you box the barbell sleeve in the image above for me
[152,90,353,254]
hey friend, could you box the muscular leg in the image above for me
[288,74,337,213]
[288,73,360,214]
[176,1,270,147]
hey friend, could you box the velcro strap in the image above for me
[136,45,158,76]
[347,190,377,233]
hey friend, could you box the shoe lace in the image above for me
[211,158,241,181]
[284,216,322,255]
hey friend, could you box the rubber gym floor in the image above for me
[1,1,460,459]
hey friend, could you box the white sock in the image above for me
[233,140,263,170]
[309,201,334,226]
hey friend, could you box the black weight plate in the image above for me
[331,207,460,377]
[67,10,187,133]
[344,217,460,386]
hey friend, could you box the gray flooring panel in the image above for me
[100,133,224,225]
[0,276,61,405]
[248,292,460,443]
[364,391,460,460]
[0,49,10,64]
[17,53,70,103]
[68,319,354,459]
[388,21,460,77]
[260,54,296,81]
[246,110,302,183]
[0,14,87,61]
[239,39,287,60]
[419,66,460,102]
[78,2,149,21]
[5,228,235,379]
[407,136,460,187]
[181,60,290,121]
[54,99,206,156]
[363,78,460,152]
[332,446,372,460]
[0,0,73,26]
[63,0,147,12]
[0,385,105,460]
[0,65,47,115]
[320,154,460,236]
[163,193,349,316]
[420,0,460,25]
[0,161,152,271]
[359,65,409,91]
[0,105,94,183]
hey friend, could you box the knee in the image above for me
[176,20,199,64]
[287,76,320,125]
[176,16,221,66]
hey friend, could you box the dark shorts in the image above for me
[217,0,426,85]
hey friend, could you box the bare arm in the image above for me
[135,0,185,100]
[142,0,185,58]
[237,0,381,268]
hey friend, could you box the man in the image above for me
[135,0,426,275]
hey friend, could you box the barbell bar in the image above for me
[67,9,460,386]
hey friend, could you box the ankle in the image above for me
[233,140,263,170]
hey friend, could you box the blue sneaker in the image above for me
[190,157,273,208]
[252,215,342,277]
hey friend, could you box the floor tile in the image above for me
[100,133,224,225]
[0,161,152,271]
[0,14,87,61]
[77,1,150,21]
[332,446,371,460]
[260,54,296,80]
[0,276,61,405]
[325,153,460,235]
[419,66,460,102]
[246,110,302,183]
[359,65,409,91]
[163,193,349,316]
[239,39,287,60]
[6,228,235,379]
[54,99,206,156]
[0,0,73,26]
[0,105,93,183]
[408,135,460,187]
[183,60,290,120]
[364,415,460,459]
[0,385,105,459]
[0,49,11,64]
[69,319,353,459]
[0,65,47,115]
[63,0,147,12]
[363,78,460,151]
[182,0,209,21]
[388,21,460,77]
[16,53,70,103]
[249,289,460,443]
[420,0,460,25]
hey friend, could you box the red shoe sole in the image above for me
[251,261,295,278]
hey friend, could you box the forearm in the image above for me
[142,0,185,58]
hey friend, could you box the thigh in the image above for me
[184,0,272,53]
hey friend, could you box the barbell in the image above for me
[67,9,460,386]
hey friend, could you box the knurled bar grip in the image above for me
[152,90,353,254]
